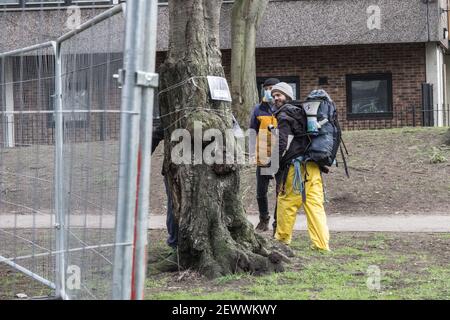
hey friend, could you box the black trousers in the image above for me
[256,167,278,226]
[164,176,178,249]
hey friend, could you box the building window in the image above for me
[256,76,300,101]
[47,82,89,129]
[346,73,393,119]
[63,87,89,126]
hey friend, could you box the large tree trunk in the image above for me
[159,0,283,279]
[231,0,270,128]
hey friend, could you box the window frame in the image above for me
[256,76,300,101]
[346,73,393,120]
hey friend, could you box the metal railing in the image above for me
[343,105,450,131]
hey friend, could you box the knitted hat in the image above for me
[271,82,294,100]
[263,78,280,87]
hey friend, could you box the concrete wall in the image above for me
[0,8,125,53]
[0,0,447,53]
[436,0,449,48]
[445,55,450,107]
[162,0,446,50]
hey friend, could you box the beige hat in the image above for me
[271,82,294,100]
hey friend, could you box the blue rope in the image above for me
[292,156,305,196]
[292,156,307,203]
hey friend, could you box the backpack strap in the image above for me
[340,136,349,156]
[320,171,328,204]
[292,157,307,203]
[339,144,350,178]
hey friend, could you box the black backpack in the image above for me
[295,90,349,176]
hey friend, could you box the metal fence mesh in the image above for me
[0,6,126,300]
[0,44,57,299]
[59,9,124,300]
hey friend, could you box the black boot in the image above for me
[272,204,277,237]
[256,197,270,232]
[272,220,277,237]
[256,215,270,232]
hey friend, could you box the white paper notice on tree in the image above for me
[207,76,232,102]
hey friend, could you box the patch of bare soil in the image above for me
[238,127,450,216]
[323,128,450,215]
[0,128,449,216]
[443,128,450,146]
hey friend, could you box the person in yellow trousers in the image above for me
[270,82,330,252]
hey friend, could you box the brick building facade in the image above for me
[1,0,449,145]
[250,43,427,130]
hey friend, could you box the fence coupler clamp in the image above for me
[113,69,159,88]
[135,71,159,88]
[113,69,126,86]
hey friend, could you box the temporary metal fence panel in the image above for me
[112,0,158,300]
[0,1,157,300]
[58,5,125,300]
[0,42,59,299]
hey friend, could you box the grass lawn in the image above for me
[1,127,449,300]
[1,230,449,300]
[145,230,450,300]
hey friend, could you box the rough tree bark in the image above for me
[231,0,270,128]
[159,0,284,279]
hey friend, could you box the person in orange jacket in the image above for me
[249,78,280,232]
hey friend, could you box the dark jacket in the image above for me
[151,118,164,154]
[152,93,164,154]
[274,103,309,171]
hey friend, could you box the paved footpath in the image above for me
[0,214,449,232]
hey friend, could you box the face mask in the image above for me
[264,90,273,103]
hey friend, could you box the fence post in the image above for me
[52,41,67,300]
[112,0,145,300]
[0,58,6,148]
[132,0,159,300]
[412,106,416,127]
[2,58,15,148]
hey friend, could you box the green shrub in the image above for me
[430,147,448,164]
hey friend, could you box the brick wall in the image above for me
[222,43,427,130]
[157,43,426,130]
[4,54,122,145]
[2,43,427,145]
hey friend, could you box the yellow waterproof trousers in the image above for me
[275,162,330,251]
